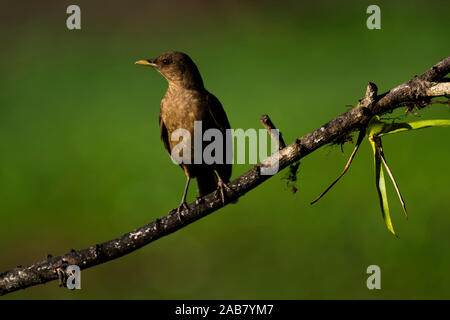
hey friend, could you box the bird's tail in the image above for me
[197,170,219,197]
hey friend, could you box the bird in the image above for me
[136,51,233,218]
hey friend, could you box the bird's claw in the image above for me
[176,201,189,221]
[214,180,235,205]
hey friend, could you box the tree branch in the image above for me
[1,57,449,296]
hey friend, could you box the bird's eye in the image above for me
[162,59,170,65]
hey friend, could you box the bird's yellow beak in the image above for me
[135,59,157,67]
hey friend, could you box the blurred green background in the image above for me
[0,0,449,299]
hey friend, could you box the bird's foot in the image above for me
[176,201,189,221]
[56,268,66,287]
[214,179,235,206]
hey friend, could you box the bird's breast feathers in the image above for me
[160,89,210,130]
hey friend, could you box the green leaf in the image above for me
[374,119,450,137]
[378,146,408,219]
[366,116,450,236]
[367,116,385,137]
[369,136,397,236]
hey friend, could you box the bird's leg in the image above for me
[176,177,190,221]
[213,170,235,205]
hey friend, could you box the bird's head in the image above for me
[136,51,204,89]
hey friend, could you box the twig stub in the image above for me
[259,114,286,150]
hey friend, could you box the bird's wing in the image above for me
[159,108,171,154]
[206,92,231,132]
[205,91,233,182]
